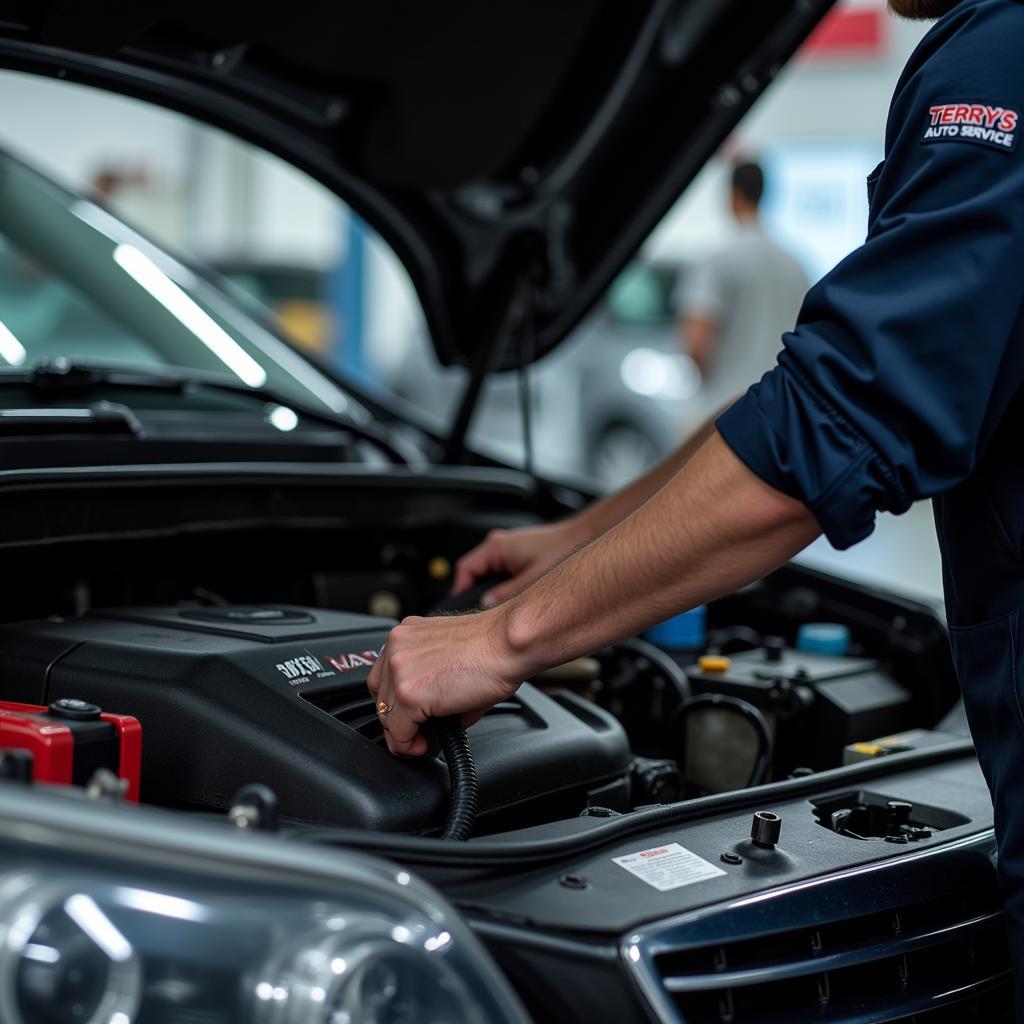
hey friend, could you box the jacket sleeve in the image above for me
[716,3,1024,549]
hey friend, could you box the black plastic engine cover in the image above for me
[0,605,631,832]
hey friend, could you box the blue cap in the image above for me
[646,605,707,652]
[796,622,851,657]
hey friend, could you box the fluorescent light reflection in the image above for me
[0,319,26,366]
[115,887,208,922]
[113,244,267,388]
[268,405,299,432]
[74,199,347,414]
[64,893,133,962]
[22,943,60,964]
[424,930,451,953]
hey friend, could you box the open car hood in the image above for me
[0,1,836,369]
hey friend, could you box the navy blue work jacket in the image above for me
[718,0,1024,631]
[720,7,1024,1001]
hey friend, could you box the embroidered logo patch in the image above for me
[923,103,1019,152]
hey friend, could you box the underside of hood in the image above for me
[0,1,837,368]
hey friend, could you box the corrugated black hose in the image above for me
[434,716,479,841]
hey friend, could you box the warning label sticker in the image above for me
[612,843,726,892]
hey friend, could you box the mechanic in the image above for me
[679,159,808,415]
[368,0,1024,1003]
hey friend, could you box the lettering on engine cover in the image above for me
[275,650,380,685]
[276,655,325,681]
[327,651,380,673]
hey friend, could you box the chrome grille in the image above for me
[630,837,1014,1024]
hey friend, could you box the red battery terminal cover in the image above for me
[0,700,141,801]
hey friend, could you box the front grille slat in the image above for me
[651,880,1013,1024]
[673,966,1011,1024]
[660,910,1003,991]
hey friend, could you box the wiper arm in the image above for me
[17,359,408,462]
[0,402,141,437]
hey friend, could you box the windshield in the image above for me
[0,153,350,416]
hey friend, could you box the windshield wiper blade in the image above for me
[26,359,180,395]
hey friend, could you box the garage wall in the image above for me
[648,1,930,273]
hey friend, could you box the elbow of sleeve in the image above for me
[716,361,911,551]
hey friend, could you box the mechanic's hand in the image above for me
[452,520,589,607]
[367,611,522,757]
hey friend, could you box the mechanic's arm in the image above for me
[501,431,818,670]
[370,432,819,755]
[452,267,730,602]
[453,404,726,605]
[374,8,1024,757]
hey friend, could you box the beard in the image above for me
[887,0,961,18]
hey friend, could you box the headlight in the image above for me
[0,787,529,1024]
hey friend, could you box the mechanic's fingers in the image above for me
[384,700,429,757]
[452,535,502,595]
[481,574,527,608]
[366,643,385,700]
[370,646,396,736]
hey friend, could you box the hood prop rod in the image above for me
[443,271,540,467]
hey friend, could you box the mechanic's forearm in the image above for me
[571,405,727,539]
[496,432,821,676]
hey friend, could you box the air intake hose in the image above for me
[434,716,479,841]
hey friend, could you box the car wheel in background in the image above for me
[589,423,660,490]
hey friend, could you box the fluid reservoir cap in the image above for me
[646,605,707,652]
[48,698,102,721]
[698,655,732,674]
[751,810,782,848]
[796,623,851,656]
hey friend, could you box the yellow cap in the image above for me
[698,655,732,674]
[427,556,451,581]
[850,742,885,757]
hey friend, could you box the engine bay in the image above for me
[0,512,965,841]
[0,604,635,833]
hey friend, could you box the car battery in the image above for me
[0,698,141,801]
[684,644,912,788]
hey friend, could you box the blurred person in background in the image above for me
[679,159,808,414]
